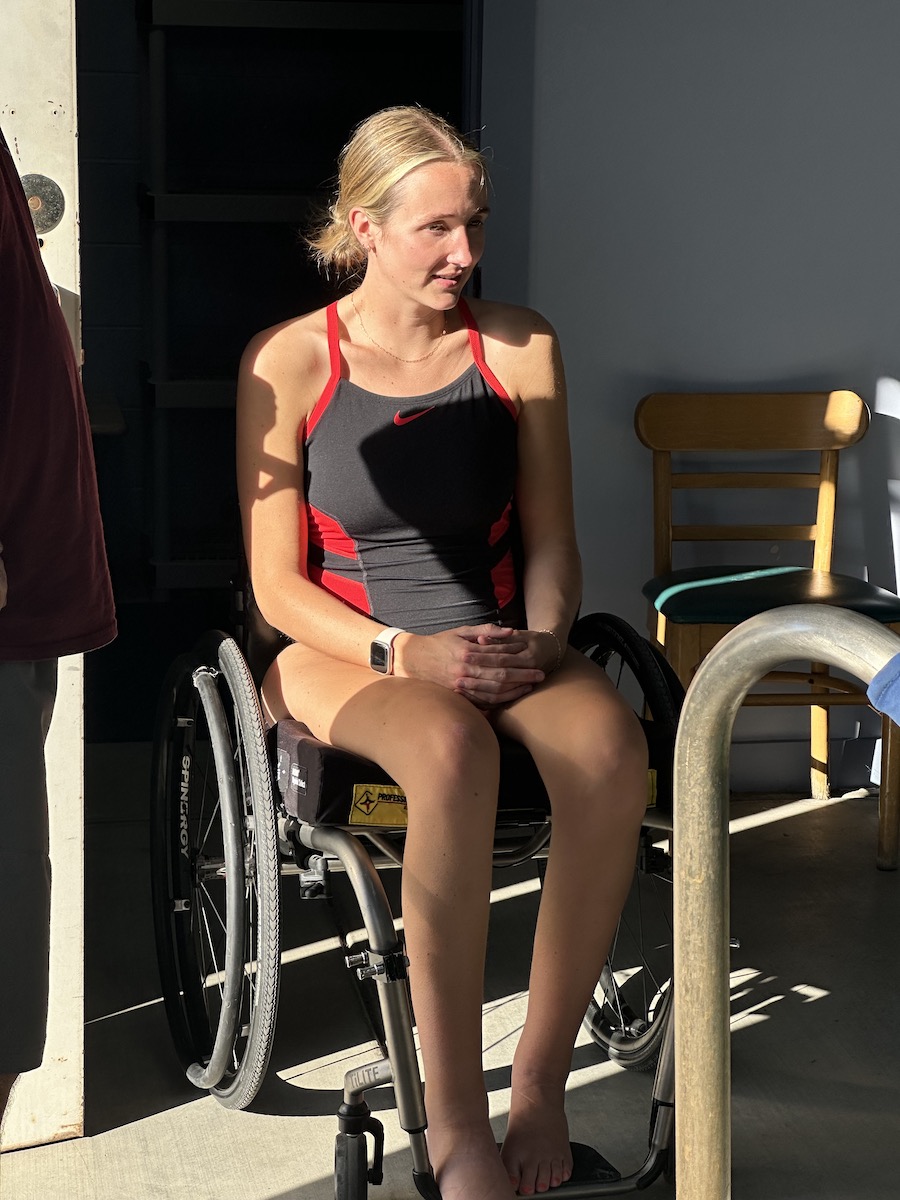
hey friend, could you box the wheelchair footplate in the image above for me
[497,1142,621,1191]
[566,1143,621,1186]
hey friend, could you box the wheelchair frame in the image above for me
[150,612,682,1198]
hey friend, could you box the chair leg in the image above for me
[809,690,830,801]
[877,715,900,871]
[666,625,700,692]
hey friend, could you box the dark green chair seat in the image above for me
[644,565,900,626]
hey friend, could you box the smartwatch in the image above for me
[369,627,405,675]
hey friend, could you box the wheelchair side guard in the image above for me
[275,719,406,827]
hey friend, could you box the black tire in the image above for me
[570,612,683,1071]
[334,1133,368,1200]
[151,631,281,1109]
[571,611,683,780]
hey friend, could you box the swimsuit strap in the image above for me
[325,300,342,387]
[457,298,515,413]
[305,301,343,438]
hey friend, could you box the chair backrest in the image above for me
[634,391,869,578]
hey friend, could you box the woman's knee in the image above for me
[391,691,501,798]
[546,699,649,822]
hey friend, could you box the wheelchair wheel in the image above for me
[151,631,281,1109]
[570,612,683,1071]
[334,1133,368,1200]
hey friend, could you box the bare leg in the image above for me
[0,1073,18,1127]
[265,647,517,1200]
[495,652,648,1194]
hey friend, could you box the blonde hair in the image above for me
[307,106,488,276]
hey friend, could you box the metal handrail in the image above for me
[672,604,900,1199]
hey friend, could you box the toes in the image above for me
[504,1155,534,1196]
[548,1155,572,1189]
[517,1174,536,1196]
[534,1161,552,1192]
[502,1143,572,1195]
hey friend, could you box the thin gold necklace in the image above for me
[350,293,446,364]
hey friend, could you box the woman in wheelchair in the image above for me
[236,107,648,1200]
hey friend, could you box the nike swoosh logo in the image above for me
[394,407,435,426]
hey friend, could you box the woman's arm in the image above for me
[500,308,582,673]
[237,318,385,668]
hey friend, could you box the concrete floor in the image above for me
[1,745,899,1200]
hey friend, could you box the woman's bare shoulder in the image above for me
[463,297,557,343]
[238,306,339,431]
[240,306,331,389]
[464,297,560,402]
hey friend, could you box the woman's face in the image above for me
[366,161,488,308]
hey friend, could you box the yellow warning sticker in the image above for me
[647,768,658,807]
[350,783,409,827]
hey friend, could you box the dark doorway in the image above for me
[77,0,482,740]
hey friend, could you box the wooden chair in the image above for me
[635,390,900,869]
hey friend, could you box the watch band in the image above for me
[369,626,405,675]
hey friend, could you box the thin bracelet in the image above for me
[537,628,563,672]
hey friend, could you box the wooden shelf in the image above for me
[149,191,319,223]
[150,1,462,32]
[152,380,236,409]
[88,400,127,435]
[154,559,238,589]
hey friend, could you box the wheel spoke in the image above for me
[197,882,228,1004]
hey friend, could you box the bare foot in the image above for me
[501,1078,572,1195]
[428,1119,517,1200]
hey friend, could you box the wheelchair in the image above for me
[150,604,684,1198]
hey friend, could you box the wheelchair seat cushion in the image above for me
[272,709,674,829]
[644,565,900,625]
[272,719,552,829]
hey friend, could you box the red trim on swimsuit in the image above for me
[457,298,518,421]
[307,565,371,615]
[307,503,358,559]
[305,302,343,438]
[308,299,517,436]
[488,502,516,610]
[488,501,512,547]
[490,551,517,612]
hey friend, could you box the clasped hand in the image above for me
[397,623,558,708]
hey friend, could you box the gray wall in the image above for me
[481,0,900,786]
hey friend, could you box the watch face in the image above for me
[370,640,391,673]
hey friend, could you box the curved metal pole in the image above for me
[673,605,900,1200]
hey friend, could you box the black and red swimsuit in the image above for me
[302,298,523,635]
